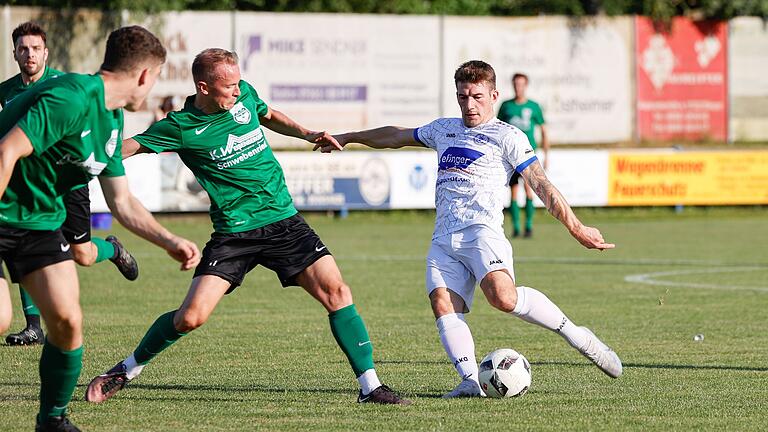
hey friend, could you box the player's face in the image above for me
[513,76,528,99]
[456,81,498,128]
[13,35,48,78]
[204,63,241,111]
[125,63,163,112]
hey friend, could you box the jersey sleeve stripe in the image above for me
[515,155,538,173]
[413,128,423,145]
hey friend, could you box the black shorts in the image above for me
[0,226,73,283]
[509,171,523,186]
[193,213,331,292]
[61,185,91,244]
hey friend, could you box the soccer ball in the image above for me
[478,348,531,398]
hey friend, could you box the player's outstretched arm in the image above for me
[316,127,420,153]
[121,137,153,159]
[259,106,342,151]
[0,126,33,200]
[521,161,615,250]
[99,175,201,270]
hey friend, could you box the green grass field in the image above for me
[2,208,767,431]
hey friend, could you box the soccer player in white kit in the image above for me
[316,60,622,397]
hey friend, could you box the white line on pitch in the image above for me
[624,267,768,292]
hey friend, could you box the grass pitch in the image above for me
[1,207,767,431]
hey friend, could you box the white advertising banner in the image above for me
[728,17,768,142]
[89,154,162,212]
[441,16,633,144]
[234,13,441,147]
[539,150,609,207]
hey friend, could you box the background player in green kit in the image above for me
[497,72,549,238]
[0,21,140,347]
[0,26,200,432]
[86,48,410,407]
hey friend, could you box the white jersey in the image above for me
[415,117,536,238]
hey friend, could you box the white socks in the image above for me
[358,369,382,395]
[512,285,589,350]
[123,353,146,380]
[436,313,479,382]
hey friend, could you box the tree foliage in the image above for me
[4,0,767,19]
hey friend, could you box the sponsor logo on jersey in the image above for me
[209,128,264,160]
[489,259,503,265]
[229,102,251,124]
[438,147,484,171]
[446,133,456,137]
[57,153,107,176]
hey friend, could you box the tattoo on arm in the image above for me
[523,162,579,230]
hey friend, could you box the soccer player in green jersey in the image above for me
[497,73,549,238]
[0,21,140,347]
[0,26,200,432]
[86,48,410,407]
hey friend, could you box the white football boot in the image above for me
[442,378,486,398]
[575,327,623,378]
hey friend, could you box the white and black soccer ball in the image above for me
[478,348,531,398]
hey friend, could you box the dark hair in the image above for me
[12,22,46,48]
[512,73,529,83]
[454,60,496,90]
[101,26,166,73]
[192,48,239,83]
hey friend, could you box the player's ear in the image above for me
[197,80,209,95]
[137,68,150,87]
[43,47,48,64]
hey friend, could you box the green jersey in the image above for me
[497,99,545,149]
[0,73,125,230]
[0,66,65,108]
[134,80,296,233]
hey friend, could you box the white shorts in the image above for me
[425,225,515,311]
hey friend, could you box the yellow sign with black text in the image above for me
[608,151,768,205]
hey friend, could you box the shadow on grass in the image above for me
[380,359,768,372]
[532,360,768,372]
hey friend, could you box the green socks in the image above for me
[525,199,535,232]
[38,341,82,421]
[329,304,375,377]
[133,310,186,365]
[19,285,41,318]
[92,237,116,263]
[510,201,521,234]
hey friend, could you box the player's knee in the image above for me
[72,246,96,267]
[320,281,352,310]
[49,309,83,339]
[430,295,454,317]
[484,286,518,313]
[175,310,208,333]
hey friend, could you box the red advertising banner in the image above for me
[635,17,728,142]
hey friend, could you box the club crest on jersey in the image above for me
[105,129,119,157]
[438,147,484,171]
[473,133,492,145]
[229,102,251,125]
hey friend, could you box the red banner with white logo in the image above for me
[635,17,728,141]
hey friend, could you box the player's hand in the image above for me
[165,236,201,271]
[572,225,615,250]
[307,131,342,153]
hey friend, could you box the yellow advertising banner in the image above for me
[608,151,768,205]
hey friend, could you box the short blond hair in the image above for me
[192,48,239,83]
